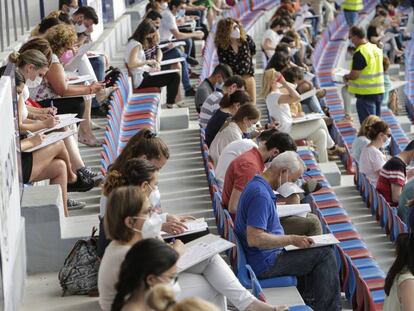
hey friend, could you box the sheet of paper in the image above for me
[158,41,186,49]
[284,234,340,251]
[276,182,304,198]
[25,129,77,152]
[389,80,407,91]
[33,117,83,135]
[148,69,180,76]
[162,218,208,239]
[332,67,350,83]
[277,204,311,218]
[67,75,94,85]
[300,89,317,102]
[57,113,77,121]
[177,234,234,272]
[291,113,324,124]
[160,58,185,66]
[64,42,94,72]
[304,72,315,81]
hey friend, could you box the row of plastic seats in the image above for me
[404,30,414,121]
[298,148,386,310]
[354,161,408,243]
[100,73,161,174]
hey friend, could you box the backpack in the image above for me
[58,227,100,296]
[104,66,123,88]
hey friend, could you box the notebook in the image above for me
[162,218,208,239]
[284,234,340,251]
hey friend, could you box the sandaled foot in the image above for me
[78,135,103,147]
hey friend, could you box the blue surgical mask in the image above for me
[176,9,185,18]
[383,136,391,149]
[214,81,224,91]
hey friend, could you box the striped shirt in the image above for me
[199,91,223,129]
[376,156,407,206]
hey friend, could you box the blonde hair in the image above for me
[214,18,247,50]
[147,284,220,311]
[357,115,381,137]
[262,69,277,98]
[44,24,77,57]
[8,49,49,70]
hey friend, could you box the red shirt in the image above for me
[376,156,406,206]
[222,147,265,211]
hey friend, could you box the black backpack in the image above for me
[58,227,100,296]
[104,66,123,88]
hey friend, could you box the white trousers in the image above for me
[289,118,335,162]
[177,254,256,311]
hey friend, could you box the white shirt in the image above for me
[199,91,223,129]
[124,40,150,88]
[266,91,292,133]
[98,241,131,311]
[160,9,177,42]
[351,136,370,163]
[215,139,258,187]
[359,145,386,186]
[209,122,243,165]
[261,29,282,58]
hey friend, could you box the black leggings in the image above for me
[139,72,180,104]
[38,97,85,119]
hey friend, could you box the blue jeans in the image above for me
[89,55,106,108]
[302,95,324,114]
[163,47,192,91]
[259,246,341,311]
[355,94,383,124]
[343,9,359,27]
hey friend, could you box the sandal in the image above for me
[96,86,117,103]
[316,89,326,99]
[78,136,103,147]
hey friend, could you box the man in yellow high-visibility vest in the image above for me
[344,26,385,124]
[341,0,363,27]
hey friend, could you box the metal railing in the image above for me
[0,0,31,52]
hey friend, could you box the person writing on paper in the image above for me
[25,26,105,147]
[261,17,289,60]
[69,6,99,45]
[223,131,322,236]
[383,232,414,311]
[376,140,414,207]
[199,75,246,129]
[110,239,220,311]
[351,115,381,162]
[344,26,384,124]
[195,64,233,113]
[359,120,389,187]
[215,18,257,103]
[209,103,260,165]
[235,151,341,310]
[205,90,251,147]
[263,69,345,163]
[126,20,180,109]
[99,186,285,311]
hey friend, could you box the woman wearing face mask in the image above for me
[205,90,251,147]
[359,120,390,186]
[111,240,220,311]
[215,18,257,104]
[99,186,284,311]
[262,69,345,163]
[26,24,105,147]
[209,103,260,164]
[126,20,180,109]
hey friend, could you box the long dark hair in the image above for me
[384,233,414,295]
[111,239,179,311]
[128,20,157,47]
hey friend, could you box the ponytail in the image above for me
[8,49,49,70]
[146,284,176,311]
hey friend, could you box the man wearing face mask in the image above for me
[195,63,233,113]
[222,132,322,236]
[377,140,414,207]
[59,0,79,16]
[235,151,341,311]
[70,6,99,45]
[261,17,289,60]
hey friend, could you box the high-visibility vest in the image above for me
[341,0,363,11]
[348,42,385,95]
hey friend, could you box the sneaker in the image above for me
[185,88,196,97]
[67,198,86,210]
[186,56,199,66]
[328,145,346,156]
[78,167,105,186]
[67,171,94,192]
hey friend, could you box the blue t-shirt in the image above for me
[235,175,284,276]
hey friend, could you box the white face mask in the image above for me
[214,81,224,91]
[290,48,298,56]
[230,27,241,39]
[245,120,256,134]
[75,22,87,34]
[25,75,43,88]
[22,85,30,102]
[132,213,163,239]
[148,185,161,211]
[161,2,168,9]
[68,7,78,16]
[168,279,181,296]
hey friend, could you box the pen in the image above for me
[50,99,54,110]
